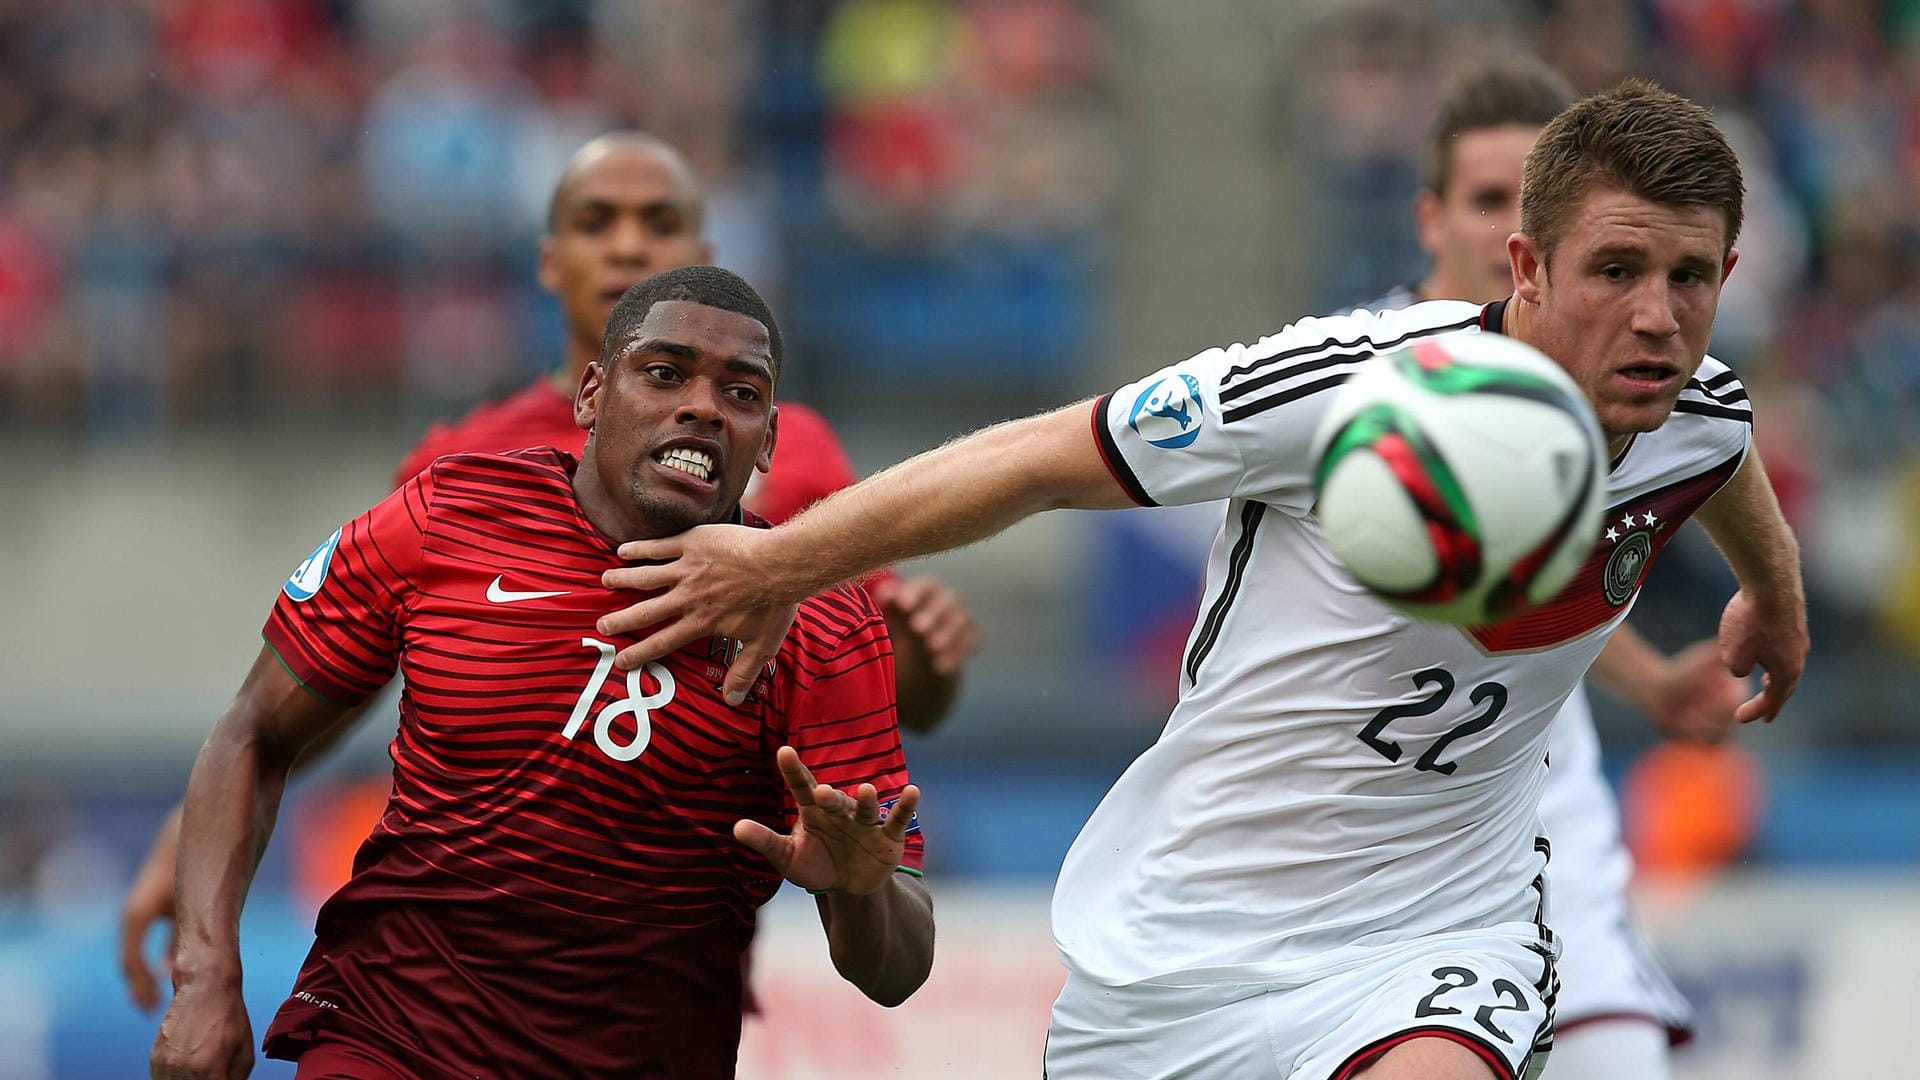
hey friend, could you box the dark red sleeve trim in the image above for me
[1327,1026,1516,1080]
[1090,393,1157,507]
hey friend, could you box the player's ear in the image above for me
[1720,247,1739,288]
[1413,189,1443,259]
[756,405,778,474]
[1510,232,1545,304]
[575,361,604,432]
[537,234,561,295]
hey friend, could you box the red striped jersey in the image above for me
[392,378,861,526]
[259,448,921,1080]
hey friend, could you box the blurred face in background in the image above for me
[540,141,713,365]
[1512,186,1736,443]
[1415,124,1540,303]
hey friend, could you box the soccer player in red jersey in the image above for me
[150,266,933,1080]
[386,133,978,731]
[119,132,975,1014]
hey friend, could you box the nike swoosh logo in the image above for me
[486,575,570,603]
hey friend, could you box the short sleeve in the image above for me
[1092,304,1486,514]
[778,588,924,874]
[263,470,433,706]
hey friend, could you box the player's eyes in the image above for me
[727,386,761,403]
[644,363,682,383]
[1600,265,1629,281]
[1672,269,1704,286]
[646,210,688,237]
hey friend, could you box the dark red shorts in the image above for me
[291,1033,419,1080]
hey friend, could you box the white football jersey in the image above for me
[1056,298,1752,988]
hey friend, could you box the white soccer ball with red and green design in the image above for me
[1310,332,1607,627]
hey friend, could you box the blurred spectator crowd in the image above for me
[1300,0,1920,475]
[1295,0,1920,666]
[0,0,1114,435]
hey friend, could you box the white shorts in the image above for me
[1548,891,1690,1044]
[1046,930,1557,1080]
[1540,688,1692,1043]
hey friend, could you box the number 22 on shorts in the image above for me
[1414,965,1531,1043]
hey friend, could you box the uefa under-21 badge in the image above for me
[878,794,921,835]
[1128,373,1204,449]
[284,528,343,602]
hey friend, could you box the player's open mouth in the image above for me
[654,446,716,484]
[1614,362,1678,393]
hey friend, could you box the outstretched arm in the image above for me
[151,646,352,1080]
[735,746,934,1006]
[602,400,1131,696]
[1587,625,1749,742]
[1691,453,1808,723]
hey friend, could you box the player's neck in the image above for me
[570,453,737,548]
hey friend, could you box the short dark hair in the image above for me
[600,265,784,375]
[1424,59,1577,194]
[1520,78,1744,261]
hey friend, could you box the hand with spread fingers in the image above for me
[736,746,919,896]
[600,525,798,703]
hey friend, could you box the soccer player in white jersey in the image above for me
[598,81,1808,1080]
[1354,61,1750,1080]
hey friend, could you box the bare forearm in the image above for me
[1588,623,1666,714]
[171,721,294,986]
[765,402,1130,602]
[156,697,368,869]
[171,649,346,986]
[819,874,934,1007]
[1697,453,1803,609]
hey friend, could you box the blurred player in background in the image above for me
[150,266,932,1080]
[119,131,977,1011]
[397,131,977,729]
[1354,59,1749,1080]
[594,82,1806,1080]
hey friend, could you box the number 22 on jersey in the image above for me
[564,637,676,762]
[1358,668,1509,775]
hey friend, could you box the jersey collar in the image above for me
[1478,296,1511,335]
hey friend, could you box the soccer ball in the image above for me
[1310,332,1607,626]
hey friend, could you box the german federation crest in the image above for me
[1602,521,1655,606]
[1128,373,1205,449]
[284,528,343,602]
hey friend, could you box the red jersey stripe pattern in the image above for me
[260,448,921,1080]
